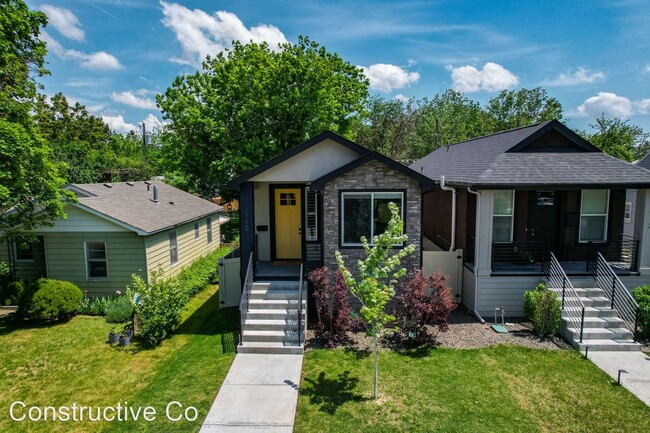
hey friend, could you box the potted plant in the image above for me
[123,323,134,339]
[108,327,120,344]
[118,326,131,346]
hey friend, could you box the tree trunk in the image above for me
[373,334,378,399]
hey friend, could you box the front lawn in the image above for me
[0,284,239,433]
[295,346,650,433]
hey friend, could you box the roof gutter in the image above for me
[439,176,456,251]
[467,186,485,324]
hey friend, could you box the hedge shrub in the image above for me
[633,285,650,340]
[174,248,228,298]
[105,296,134,323]
[127,272,185,347]
[26,279,83,321]
[1,280,25,306]
[523,282,561,337]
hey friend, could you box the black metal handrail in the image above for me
[298,262,305,347]
[586,235,640,272]
[546,252,586,343]
[492,240,548,273]
[238,252,254,346]
[590,252,641,341]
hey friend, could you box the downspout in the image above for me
[439,176,456,251]
[467,187,485,323]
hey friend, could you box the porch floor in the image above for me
[491,260,635,276]
[255,261,301,279]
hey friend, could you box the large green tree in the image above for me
[157,37,369,196]
[486,87,563,130]
[34,93,157,183]
[0,0,71,235]
[582,116,649,162]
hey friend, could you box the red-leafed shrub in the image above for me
[395,269,456,342]
[309,267,351,347]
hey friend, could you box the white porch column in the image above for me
[634,189,650,275]
[475,189,493,277]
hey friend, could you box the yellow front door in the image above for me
[275,188,302,259]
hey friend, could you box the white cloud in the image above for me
[160,1,288,68]
[102,114,137,134]
[447,62,518,93]
[576,92,650,118]
[142,113,168,132]
[360,64,420,92]
[644,64,650,74]
[543,67,605,86]
[42,31,122,70]
[41,5,85,41]
[394,94,409,102]
[111,91,158,110]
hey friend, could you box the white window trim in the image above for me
[340,191,405,247]
[206,217,213,245]
[305,189,318,242]
[194,222,200,240]
[579,189,609,243]
[492,190,515,243]
[624,202,632,223]
[169,231,179,266]
[84,241,109,280]
[13,237,34,263]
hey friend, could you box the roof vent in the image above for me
[126,182,134,186]
[103,183,113,188]
[169,201,174,205]
[152,185,159,203]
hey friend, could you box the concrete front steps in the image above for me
[558,284,641,352]
[238,281,306,355]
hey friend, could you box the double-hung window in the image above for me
[206,217,213,244]
[580,190,609,242]
[492,190,514,243]
[624,202,632,223]
[14,237,34,262]
[169,231,179,265]
[341,191,404,246]
[86,241,108,279]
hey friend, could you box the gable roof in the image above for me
[227,131,368,190]
[636,153,650,170]
[310,151,436,191]
[70,181,222,235]
[410,119,650,189]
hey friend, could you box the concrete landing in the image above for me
[588,351,650,406]
[200,354,303,433]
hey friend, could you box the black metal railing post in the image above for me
[633,307,640,342]
[611,276,616,309]
[579,307,585,343]
[561,277,566,309]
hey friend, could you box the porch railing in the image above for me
[239,252,254,345]
[586,235,639,273]
[298,262,305,347]
[492,240,548,273]
[589,252,640,341]
[545,252,586,343]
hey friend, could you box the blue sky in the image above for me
[27,0,650,135]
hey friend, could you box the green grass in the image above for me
[295,346,650,433]
[0,284,239,433]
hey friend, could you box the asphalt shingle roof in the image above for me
[410,120,650,188]
[72,180,222,235]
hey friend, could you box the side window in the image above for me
[169,231,179,265]
[206,217,213,244]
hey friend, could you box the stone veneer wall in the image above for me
[322,159,422,282]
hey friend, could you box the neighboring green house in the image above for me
[1,181,226,296]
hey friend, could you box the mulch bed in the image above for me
[306,305,572,352]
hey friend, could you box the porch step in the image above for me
[565,316,626,328]
[563,306,618,318]
[246,309,299,321]
[243,319,299,331]
[573,287,604,297]
[248,299,304,310]
[566,327,633,340]
[237,341,303,355]
[242,329,301,343]
[575,339,642,352]
[250,289,302,300]
[579,296,611,308]
[252,281,302,291]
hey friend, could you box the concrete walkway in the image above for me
[588,351,650,406]
[200,354,304,432]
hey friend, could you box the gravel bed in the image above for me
[306,306,572,352]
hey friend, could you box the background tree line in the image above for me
[1,0,649,235]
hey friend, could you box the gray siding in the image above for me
[0,236,47,281]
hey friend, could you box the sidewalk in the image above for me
[200,353,304,432]
[588,351,650,406]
